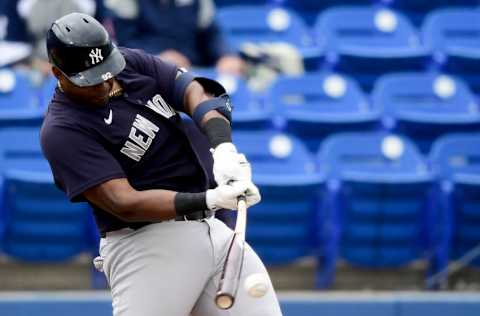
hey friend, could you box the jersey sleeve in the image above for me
[121,48,186,110]
[41,125,126,202]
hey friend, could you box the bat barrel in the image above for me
[215,233,245,309]
[215,293,234,309]
[214,195,248,310]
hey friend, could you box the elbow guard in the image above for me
[192,94,233,125]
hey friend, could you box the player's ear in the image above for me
[51,67,62,80]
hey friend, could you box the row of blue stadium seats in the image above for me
[217,0,480,25]
[216,6,480,90]
[0,127,478,288]
[218,0,480,8]
[2,69,480,156]
[203,70,480,155]
[229,71,480,153]
[235,130,480,288]
[2,6,480,92]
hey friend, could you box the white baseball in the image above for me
[244,273,269,298]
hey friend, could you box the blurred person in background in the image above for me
[105,0,244,75]
[0,2,32,69]
[3,0,106,78]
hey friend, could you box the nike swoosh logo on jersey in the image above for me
[104,109,113,125]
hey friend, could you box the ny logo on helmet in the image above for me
[89,48,104,65]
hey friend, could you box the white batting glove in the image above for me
[206,181,261,210]
[211,143,252,185]
[206,181,249,210]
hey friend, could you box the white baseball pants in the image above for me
[97,217,283,316]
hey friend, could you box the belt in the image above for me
[175,209,213,221]
[101,210,213,238]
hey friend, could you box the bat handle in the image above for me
[226,179,247,204]
[235,195,247,236]
[238,194,246,203]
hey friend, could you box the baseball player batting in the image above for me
[40,12,282,316]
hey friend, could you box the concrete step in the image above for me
[0,255,478,291]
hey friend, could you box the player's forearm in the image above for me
[115,188,178,222]
[84,178,205,222]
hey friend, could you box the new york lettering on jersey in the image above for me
[119,92,179,162]
[145,94,176,119]
[120,114,159,162]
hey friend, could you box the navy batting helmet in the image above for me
[46,12,125,87]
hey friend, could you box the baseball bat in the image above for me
[215,196,247,309]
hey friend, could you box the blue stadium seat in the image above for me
[430,133,480,268]
[373,72,480,153]
[422,8,480,92]
[216,5,321,65]
[215,0,270,7]
[1,170,96,262]
[317,132,440,288]
[233,130,323,265]
[0,127,51,246]
[0,127,47,172]
[392,1,479,26]
[0,69,43,127]
[193,71,271,129]
[268,72,381,152]
[0,127,104,287]
[282,0,374,25]
[0,127,49,196]
[314,6,430,90]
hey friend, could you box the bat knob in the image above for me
[215,293,234,310]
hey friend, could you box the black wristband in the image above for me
[202,117,232,148]
[174,192,208,216]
